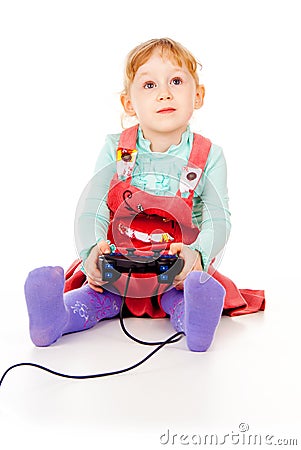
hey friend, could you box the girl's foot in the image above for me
[184,271,225,352]
[24,266,68,346]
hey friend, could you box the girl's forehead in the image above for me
[135,50,186,75]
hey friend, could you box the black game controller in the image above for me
[99,248,184,284]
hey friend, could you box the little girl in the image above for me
[24,38,265,352]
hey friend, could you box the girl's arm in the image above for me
[74,134,119,265]
[169,144,231,288]
[188,144,232,271]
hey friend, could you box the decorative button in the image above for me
[121,151,132,161]
[187,171,197,181]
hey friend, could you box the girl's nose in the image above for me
[157,88,173,101]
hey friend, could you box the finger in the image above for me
[176,263,194,282]
[173,272,186,286]
[86,270,103,284]
[174,281,184,290]
[97,240,111,255]
[169,242,183,255]
[85,267,103,283]
[173,260,201,289]
[173,261,194,285]
[87,277,104,293]
[173,268,186,285]
[88,283,104,293]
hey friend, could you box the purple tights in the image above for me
[24,267,225,351]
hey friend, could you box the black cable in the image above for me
[0,271,185,387]
[119,270,184,345]
[0,330,184,386]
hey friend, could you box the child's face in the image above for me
[121,50,204,138]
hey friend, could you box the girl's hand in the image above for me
[169,242,203,290]
[84,240,111,293]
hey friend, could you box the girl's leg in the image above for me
[24,266,122,347]
[160,287,185,333]
[161,271,225,352]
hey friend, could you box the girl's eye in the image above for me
[144,81,156,89]
[171,77,182,85]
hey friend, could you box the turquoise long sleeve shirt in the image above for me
[75,126,231,271]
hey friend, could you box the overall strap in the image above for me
[116,125,139,180]
[177,133,212,198]
[118,124,139,149]
[189,133,212,171]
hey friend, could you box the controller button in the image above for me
[126,248,136,256]
[152,249,164,257]
[159,274,169,282]
[104,272,114,279]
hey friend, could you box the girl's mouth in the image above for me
[157,108,176,114]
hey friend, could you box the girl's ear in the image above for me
[194,84,205,109]
[120,93,136,116]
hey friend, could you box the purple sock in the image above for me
[184,271,225,352]
[24,266,68,347]
[24,266,123,347]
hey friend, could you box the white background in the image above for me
[0,1,300,449]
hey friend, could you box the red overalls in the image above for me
[65,125,265,318]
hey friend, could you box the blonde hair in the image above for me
[122,37,202,94]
